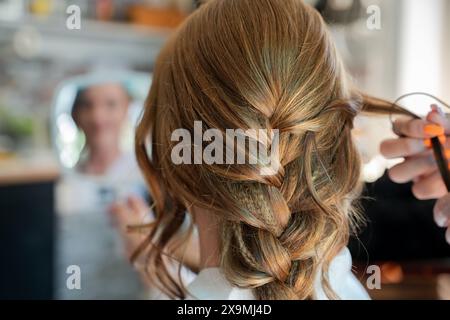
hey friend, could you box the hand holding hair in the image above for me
[381,106,450,244]
[381,106,450,200]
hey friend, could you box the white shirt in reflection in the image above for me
[55,152,147,300]
[57,152,146,214]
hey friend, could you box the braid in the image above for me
[219,107,357,299]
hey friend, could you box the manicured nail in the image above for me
[424,139,432,148]
[435,212,448,228]
[431,104,445,116]
[424,124,445,137]
[439,135,447,145]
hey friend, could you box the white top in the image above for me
[185,247,370,300]
[57,153,146,215]
[55,152,147,299]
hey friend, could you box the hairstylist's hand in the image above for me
[380,105,450,200]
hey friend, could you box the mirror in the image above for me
[52,71,151,170]
[51,71,152,300]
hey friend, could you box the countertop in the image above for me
[0,152,60,186]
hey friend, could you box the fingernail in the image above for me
[439,135,447,145]
[431,104,445,116]
[436,216,447,228]
[424,139,432,148]
[435,205,449,227]
[436,212,448,227]
[424,124,445,136]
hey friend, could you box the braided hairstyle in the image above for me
[134,0,410,299]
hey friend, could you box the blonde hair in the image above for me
[134,0,409,300]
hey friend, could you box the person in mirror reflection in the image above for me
[111,0,424,300]
[72,83,133,177]
[69,82,198,299]
[56,82,149,299]
[380,105,450,245]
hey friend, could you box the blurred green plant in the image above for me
[0,106,35,140]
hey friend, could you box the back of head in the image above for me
[136,0,389,299]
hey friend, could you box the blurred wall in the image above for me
[397,0,448,112]
[444,0,450,102]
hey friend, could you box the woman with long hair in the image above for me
[128,0,435,300]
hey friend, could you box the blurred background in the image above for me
[0,0,449,300]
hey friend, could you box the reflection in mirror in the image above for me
[51,72,153,299]
[52,71,150,170]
